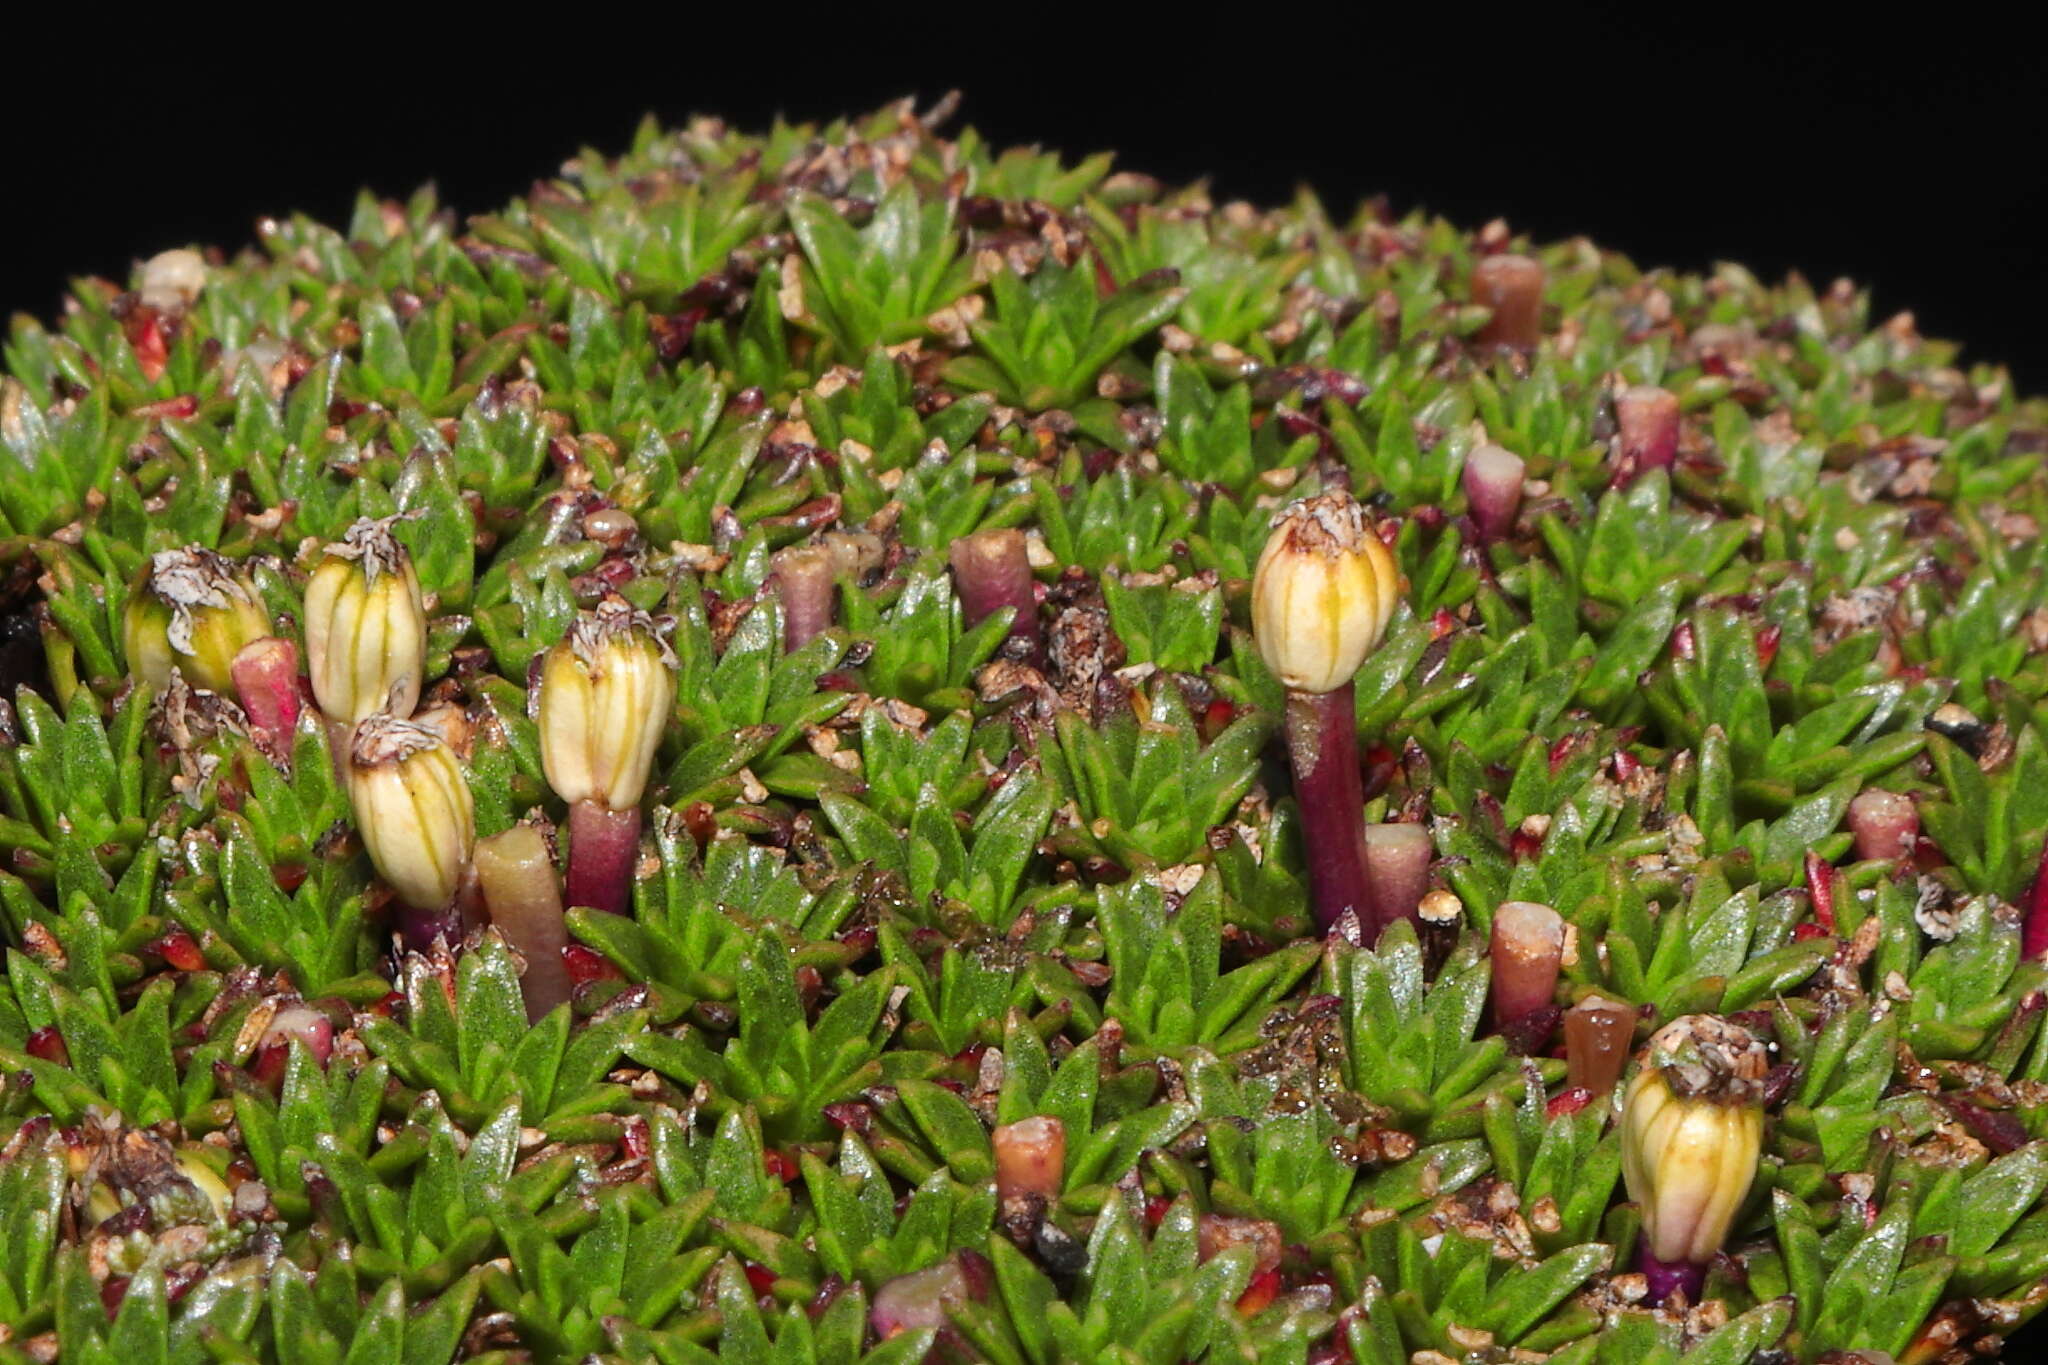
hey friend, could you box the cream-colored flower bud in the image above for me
[122,547,272,694]
[537,594,676,810]
[346,714,475,910]
[303,516,428,722]
[1250,491,1402,694]
[1620,1015,1768,1268]
[140,248,208,313]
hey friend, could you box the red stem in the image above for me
[1285,685,1374,937]
[1563,994,1635,1096]
[2023,833,2048,960]
[950,529,1042,665]
[565,799,643,915]
[1461,444,1525,541]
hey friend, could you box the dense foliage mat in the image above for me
[4,96,2048,1362]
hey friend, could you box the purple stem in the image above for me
[1613,385,1680,485]
[949,529,1042,665]
[1363,822,1432,934]
[2023,833,2048,961]
[565,799,643,915]
[397,903,462,954]
[1638,1249,1705,1306]
[773,545,837,652]
[1286,685,1374,936]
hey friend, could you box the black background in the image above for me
[4,20,2045,389]
[4,12,2047,1351]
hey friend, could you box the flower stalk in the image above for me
[1563,993,1636,1097]
[538,593,675,913]
[949,528,1041,665]
[474,825,575,1020]
[1470,254,1545,351]
[1848,788,1919,863]
[1490,900,1565,1028]
[1620,1015,1768,1305]
[1253,491,1401,935]
[1612,385,1680,485]
[1363,822,1432,933]
[1462,443,1526,541]
[303,515,429,722]
[771,543,837,651]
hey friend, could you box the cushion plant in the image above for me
[3,95,2048,1363]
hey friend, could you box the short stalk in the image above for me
[476,825,575,1020]
[1471,254,1545,351]
[1285,685,1374,935]
[565,799,642,915]
[1461,443,1525,541]
[1848,788,1918,863]
[1490,900,1565,1027]
[1638,1254,1706,1306]
[1613,385,1680,484]
[1363,822,1432,934]
[1563,994,1635,1096]
[397,903,462,953]
[949,528,1041,664]
[772,545,837,652]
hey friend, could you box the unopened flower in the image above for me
[303,516,428,722]
[123,547,271,694]
[1251,491,1401,695]
[1621,1015,1768,1301]
[538,594,676,811]
[346,714,475,911]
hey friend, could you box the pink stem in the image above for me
[1363,822,1432,934]
[1613,385,1680,485]
[1848,788,1919,863]
[993,1117,1065,1204]
[949,529,1042,665]
[1639,1249,1706,1306]
[772,545,837,652]
[1490,900,1564,1027]
[1563,994,1635,1097]
[564,799,643,915]
[1462,443,1526,541]
[475,826,575,1020]
[231,637,301,762]
[1285,685,1374,937]
[1471,254,1545,351]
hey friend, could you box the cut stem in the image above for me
[1490,900,1565,1027]
[475,826,575,1021]
[1848,788,1918,863]
[1363,822,1432,934]
[1471,254,1545,351]
[1613,385,1680,484]
[772,544,837,652]
[1461,443,1525,541]
[1563,993,1635,1096]
[992,1117,1065,1204]
[949,528,1041,665]
[564,799,643,915]
[1285,685,1374,935]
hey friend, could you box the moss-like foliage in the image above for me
[4,97,2048,1362]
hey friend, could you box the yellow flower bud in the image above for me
[303,516,429,722]
[538,594,676,810]
[1621,1015,1768,1269]
[122,547,272,694]
[346,714,475,910]
[1250,491,1402,694]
